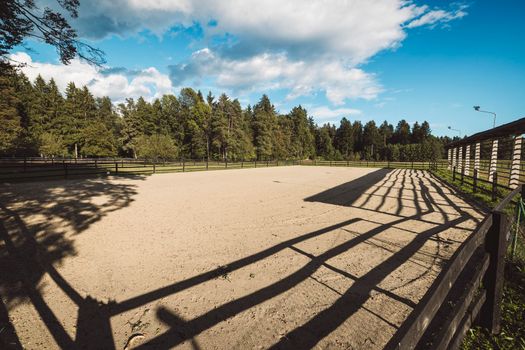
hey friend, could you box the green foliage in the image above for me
[0,64,22,154]
[1,0,104,65]
[462,261,525,350]
[252,95,277,160]
[2,68,449,162]
[135,134,178,161]
[39,132,67,157]
[433,169,525,350]
[80,123,117,157]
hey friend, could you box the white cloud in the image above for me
[30,0,468,105]
[73,1,466,62]
[11,52,174,103]
[406,6,468,28]
[308,106,362,122]
[169,49,382,104]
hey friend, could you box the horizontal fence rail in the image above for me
[0,157,451,183]
[387,182,523,350]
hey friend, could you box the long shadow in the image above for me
[110,169,396,315]
[132,169,479,349]
[0,176,143,349]
[304,168,392,206]
[0,168,483,349]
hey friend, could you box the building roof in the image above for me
[446,117,525,149]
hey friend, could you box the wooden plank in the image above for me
[430,253,489,350]
[449,291,487,350]
[390,215,492,350]
[493,185,522,213]
[479,210,510,333]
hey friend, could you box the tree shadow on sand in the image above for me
[0,176,144,349]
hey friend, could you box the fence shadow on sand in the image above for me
[0,169,485,349]
[0,176,143,349]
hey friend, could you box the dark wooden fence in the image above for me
[0,157,450,183]
[0,157,305,182]
[387,184,522,349]
[451,165,513,201]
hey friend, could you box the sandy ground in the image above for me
[0,166,485,350]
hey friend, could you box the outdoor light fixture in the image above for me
[473,105,496,128]
[448,126,461,137]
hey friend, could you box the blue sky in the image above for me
[12,0,525,137]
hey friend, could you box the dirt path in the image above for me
[0,166,485,349]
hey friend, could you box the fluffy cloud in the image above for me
[406,5,468,29]
[169,48,382,104]
[308,106,362,123]
[11,52,174,103]
[72,1,465,62]
[36,0,468,105]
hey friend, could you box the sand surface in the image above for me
[0,166,485,349]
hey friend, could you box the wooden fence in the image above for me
[386,183,522,349]
[0,158,303,182]
[0,157,451,183]
[451,165,513,201]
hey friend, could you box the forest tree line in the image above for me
[1,66,451,162]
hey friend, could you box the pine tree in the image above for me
[316,124,336,160]
[289,106,315,159]
[363,121,380,160]
[394,119,411,145]
[0,63,22,154]
[335,117,354,160]
[252,95,277,160]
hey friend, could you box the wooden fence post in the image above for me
[153,162,156,174]
[510,135,523,189]
[465,145,471,176]
[115,162,118,174]
[458,146,463,174]
[254,160,257,168]
[183,159,185,172]
[206,159,209,170]
[64,163,68,179]
[225,159,228,168]
[453,166,456,181]
[473,169,478,193]
[479,210,509,333]
[492,172,498,202]
[489,140,499,182]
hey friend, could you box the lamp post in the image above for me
[448,126,461,138]
[473,106,496,128]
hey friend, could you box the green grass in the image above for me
[432,169,525,350]
[461,261,525,350]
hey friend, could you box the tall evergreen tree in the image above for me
[289,106,315,159]
[394,119,411,145]
[335,117,354,159]
[363,120,381,160]
[0,64,22,154]
[252,95,277,160]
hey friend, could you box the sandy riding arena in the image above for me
[0,166,485,349]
